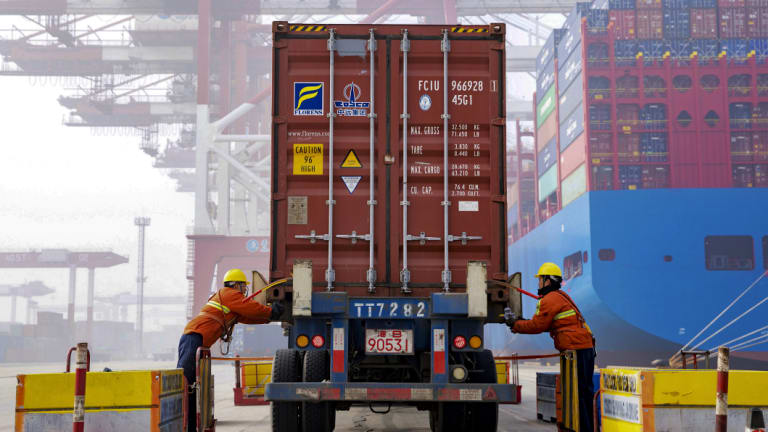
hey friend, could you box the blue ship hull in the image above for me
[492,188,768,367]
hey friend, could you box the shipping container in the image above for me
[720,7,748,38]
[617,103,640,132]
[536,66,556,104]
[538,113,558,150]
[538,138,558,174]
[747,0,768,7]
[637,8,665,39]
[691,8,719,38]
[537,85,557,127]
[663,0,692,7]
[720,0,746,6]
[590,104,612,130]
[591,165,615,189]
[638,0,664,8]
[753,131,768,160]
[641,132,670,161]
[691,38,721,59]
[559,75,585,119]
[616,73,640,98]
[641,103,668,129]
[750,38,768,57]
[538,163,559,201]
[618,133,642,162]
[587,42,611,68]
[746,7,768,37]
[663,8,691,39]
[611,0,637,8]
[731,131,754,160]
[610,10,637,40]
[691,0,717,5]
[588,76,611,101]
[271,22,507,289]
[730,102,753,128]
[561,164,588,206]
[590,132,614,164]
[561,134,588,178]
[558,43,584,94]
[537,29,567,72]
[560,104,586,150]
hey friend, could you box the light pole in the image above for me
[134,217,151,355]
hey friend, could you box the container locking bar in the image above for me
[407,232,441,245]
[400,29,411,294]
[367,28,377,294]
[326,29,337,291]
[440,29,452,292]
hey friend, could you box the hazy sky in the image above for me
[0,77,193,329]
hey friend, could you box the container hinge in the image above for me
[406,232,441,245]
[441,30,451,53]
[401,30,410,52]
[295,230,330,244]
[273,116,287,124]
[447,232,483,245]
[335,231,371,244]
[492,117,505,126]
[327,29,336,51]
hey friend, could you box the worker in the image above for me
[177,269,284,432]
[505,262,595,432]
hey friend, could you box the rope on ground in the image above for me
[673,270,767,362]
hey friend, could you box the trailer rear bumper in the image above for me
[265,382,519,403]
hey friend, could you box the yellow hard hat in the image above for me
[535,262,562,278]
[223,269,249,284]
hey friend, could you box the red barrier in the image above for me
[72,342,88,432]
[716,346,729,432]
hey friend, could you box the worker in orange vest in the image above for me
[506,262,595,432]
[177,268,284,432]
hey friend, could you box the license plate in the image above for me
[365,329,413,355]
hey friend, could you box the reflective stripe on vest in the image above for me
[206,300,231,314]
[535,300,541,316]
[554,309,576,320]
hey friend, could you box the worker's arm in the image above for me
[512,297,555,334]
[223,290,273,323]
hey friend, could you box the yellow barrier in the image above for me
[15,369,185,432]
[600,368,768,431]
[241,360,273,397]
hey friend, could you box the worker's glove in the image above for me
[504,307,518,330]
[269,301,285,321]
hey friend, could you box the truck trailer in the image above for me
[264,21,522,432]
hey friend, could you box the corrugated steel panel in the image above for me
[637,8,665,39]
[663,8,692,39]
[618,133,641,162]
[691,39,721,58]
[562,164,588,207]
[746,7,768,38]
[749,38,768,57]
[538,114,558,150]
[720,7,748,38]
[692,0,718,6]
[560,104,586,150]
[559,76,584,120]
[610,10,637,40]
[691,8,718,39]
[720,0,746,6]
[272,23,507,289]
[538,138,558,174]
[638,0,664,7]
[538,163,559,202]
[536,63,556,104]
[590,133,614,164]
[589,104,612,130]
[610,0,637,8]
[558,46,584,96]
[615,40,641,64]
[537,29,567,72]
[747,0,768,7]
[588,76,611,101]
[561,134,587,179]
[591,165,615,190]
[537,85,557,128]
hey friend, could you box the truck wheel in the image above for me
[272,349,302,432]
[466,349,499,431]
[435,402,467,432]
[302,350,333,432]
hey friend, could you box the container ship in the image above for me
[497,0,768,367]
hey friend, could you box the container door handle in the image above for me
[447,232,483,245]
[295,230,330,244]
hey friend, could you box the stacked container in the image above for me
[519,0,768,226]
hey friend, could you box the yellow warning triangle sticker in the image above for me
[341,149,363,168]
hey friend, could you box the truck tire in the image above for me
[435,402,467,432]
[302,350,334,432]
[466,349,499,431]
[272,349,302,432]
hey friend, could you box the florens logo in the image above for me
[294,82,324,116]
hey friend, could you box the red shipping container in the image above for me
[589,133,613,165]
[691,8,719,39]
[538,114,557,151]
[271,22,507,289]
[720,7,748,38]
[746,7,768,37]
[637,0,663,8]
[560,134,587,179]
[616,104,640,132]
[753,131,768,161]
[731,132,753,161]
[618,134,641,162]
[637,9,664,40]
[747,0,768,6]
[610,10,637,40]
[720,0,746,6]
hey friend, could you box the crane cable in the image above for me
[672,270,767,363]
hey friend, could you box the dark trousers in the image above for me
[177,332,203,432]
[576,348,596,432]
